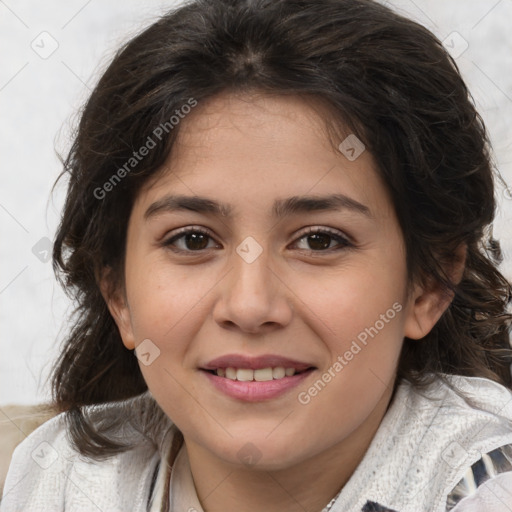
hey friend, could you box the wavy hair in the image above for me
[50,0,512,457]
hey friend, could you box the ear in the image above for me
[404,244,466,340]
[97,266,136,350]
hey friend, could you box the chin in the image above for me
[208,436,309,471]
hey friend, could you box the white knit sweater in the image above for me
[2,375,512,512]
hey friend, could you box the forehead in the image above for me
[133,92,393,220]
[169,92,346,165]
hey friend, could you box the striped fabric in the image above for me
[445,444,512,510]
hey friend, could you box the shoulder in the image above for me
[408,374,512,418]
[402,374,512,444]
[365,375,512,510]
[1,410,79,512]
[406,375,512,511]
[0,392,173,512]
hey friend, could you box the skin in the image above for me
[102,92,456,512]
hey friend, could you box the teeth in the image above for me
[225,367,237,380]
[216,366,300,380]
[272,367,285,379]
[254,368,273,381]
[237,369,254,382]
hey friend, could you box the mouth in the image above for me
[201,366,315,381]
[199,354,317,401]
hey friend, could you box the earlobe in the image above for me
[403,282,452,340]
[106,295,136,351]
[404,243,466,340]
[97,268,136,350]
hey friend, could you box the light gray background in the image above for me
[1,0,511,405]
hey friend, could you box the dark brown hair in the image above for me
[50,0,512,457]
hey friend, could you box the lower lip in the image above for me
[200,369,315,402]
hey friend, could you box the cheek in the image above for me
[297,258,407,402]
[123,264,205,422]
[123,257,220,404]
[291,287,405,454]
[306,260,406,344]
[125,256,214,341]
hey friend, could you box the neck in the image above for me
[184,387,393,512]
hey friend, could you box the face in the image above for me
[105,92,446,471]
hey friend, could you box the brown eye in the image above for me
[163,228,219,253]
[293,228,352,252]
[306,233,332,251]
[181,232,210,250]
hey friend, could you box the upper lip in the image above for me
[201,354,315,371]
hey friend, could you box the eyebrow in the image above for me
[144,193,372,220]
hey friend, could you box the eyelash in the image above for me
[161,226,353,255]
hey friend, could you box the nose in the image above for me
[212,243,293,335]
